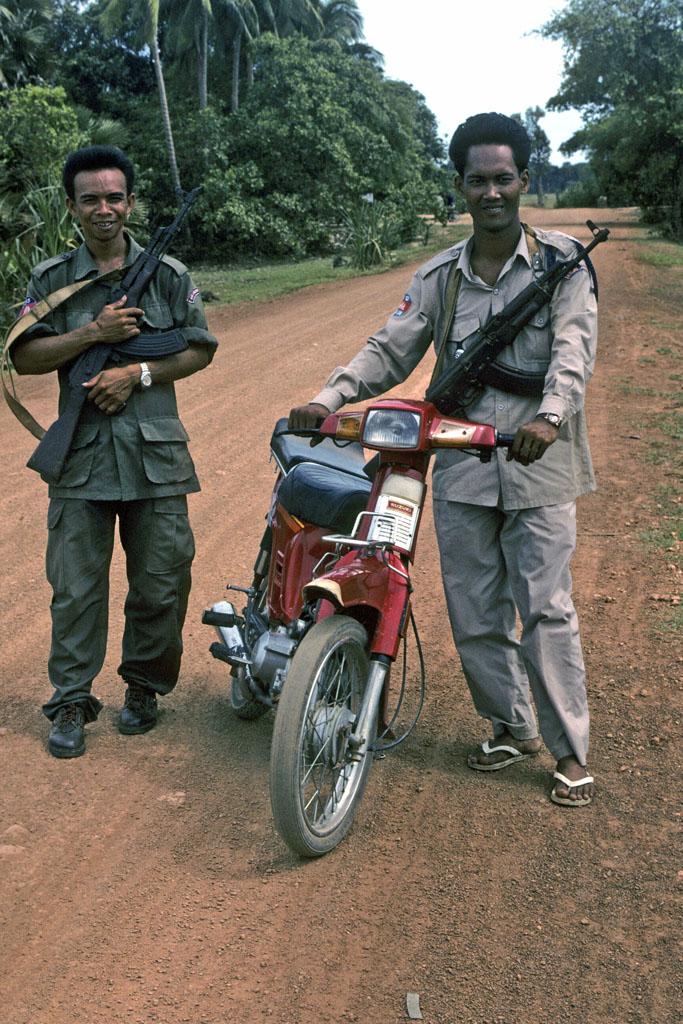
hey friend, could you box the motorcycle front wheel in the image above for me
[269,616,371,857]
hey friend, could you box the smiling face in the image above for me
[457,144,529,235]
[67,167,135,250]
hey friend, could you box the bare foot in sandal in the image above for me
[551,755,595,806]
[468,730,542,771]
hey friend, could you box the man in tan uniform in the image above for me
[290,113,596,806]
[12,146,217,758]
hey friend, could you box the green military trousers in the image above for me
[42,495,195,722]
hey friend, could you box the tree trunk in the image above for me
[231,28,242,114]
[151,33,182,194]
[537,175,545,208]
[198,10,208,111]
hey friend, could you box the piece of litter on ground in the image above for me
[406,992,423,1020]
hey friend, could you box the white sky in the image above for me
[356,0,585,164]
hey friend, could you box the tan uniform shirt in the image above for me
[23,235,218,500]
[313,226,597,509]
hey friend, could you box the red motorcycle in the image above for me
[203,400,513,857]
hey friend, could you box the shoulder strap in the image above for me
[2,271,118,439]
[427,261,463,395]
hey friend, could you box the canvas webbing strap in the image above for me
[1,271,120,439]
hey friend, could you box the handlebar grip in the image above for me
[496,432,516,448]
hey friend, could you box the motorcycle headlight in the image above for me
[362,409,422,449]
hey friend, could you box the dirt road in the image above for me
[1,208,680,1024]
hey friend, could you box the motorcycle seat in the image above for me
[270,417,369,479]
[277,460,372,534]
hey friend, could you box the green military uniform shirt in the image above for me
[23,234,218,500]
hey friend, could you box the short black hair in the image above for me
[449,113,531,176]
[63,145,135,200]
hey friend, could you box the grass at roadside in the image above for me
[635,239,683,268]
[193,222,470,307]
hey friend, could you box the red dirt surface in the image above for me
[1,208,681,1024]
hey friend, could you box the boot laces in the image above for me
[55,704,85,732]
[125,684,156,714]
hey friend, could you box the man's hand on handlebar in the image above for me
[288,403,331,430]
[507,417,559,466]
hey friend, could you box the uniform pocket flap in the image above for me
[449,316,481,344]
[71,423,99,450]
[47,499,65,529]
[139,418,190,443]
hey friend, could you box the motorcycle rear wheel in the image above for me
[269,616,371,857]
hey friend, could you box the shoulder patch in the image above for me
[393,293,413,318]
[188,287,200,304]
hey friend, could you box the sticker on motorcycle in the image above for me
[368,495,419,551]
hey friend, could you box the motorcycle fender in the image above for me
[303,554,409,658]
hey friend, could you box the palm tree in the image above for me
[100,0,182,193]
[315,0,362,44]
[0,0,53,88]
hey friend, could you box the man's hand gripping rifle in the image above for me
[25,187,202,484]
[425,220,609,416]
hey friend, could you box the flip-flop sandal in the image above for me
[550,770,594,807]
[468,739,536,773]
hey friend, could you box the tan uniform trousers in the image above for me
[433,499,589,765]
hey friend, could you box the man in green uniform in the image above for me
[12,145,218,758]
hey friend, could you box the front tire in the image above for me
[269,616,371,857]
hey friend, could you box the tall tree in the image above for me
[541,0,682,237]
[101,0,182,193]
[513,107,551,206]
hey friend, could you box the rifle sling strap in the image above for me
[2,272,120,440]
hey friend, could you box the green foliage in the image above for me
[0,85,80,192]
[541,0,683,238]
[339,200,400,269]
[0,0,54,89]
[130,35,445,260]
[0,178,80,333]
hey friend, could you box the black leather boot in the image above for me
[48,704,86,758]
[118,684,158,735]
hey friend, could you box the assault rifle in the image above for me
[26,187,202,484]
[425,220,609,416]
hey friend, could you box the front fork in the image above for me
[348,656,391,760]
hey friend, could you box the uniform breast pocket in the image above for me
[139,418,196,484]
[140,300,174,331]
[446,316,480,357]
[515,308,552,368]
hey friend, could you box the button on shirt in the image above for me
[313,226,598,510]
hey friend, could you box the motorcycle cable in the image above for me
[371,607,426,753]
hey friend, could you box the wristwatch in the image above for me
[139,362,152,388]
[536,412,562,429]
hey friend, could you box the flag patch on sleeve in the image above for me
[188,287,200,304]
[19,296,36,317]
[393,293,412,318]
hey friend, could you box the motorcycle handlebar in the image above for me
[496,432,516,448]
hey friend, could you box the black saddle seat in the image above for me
[270,417,369,479]
[277,461,372,534]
